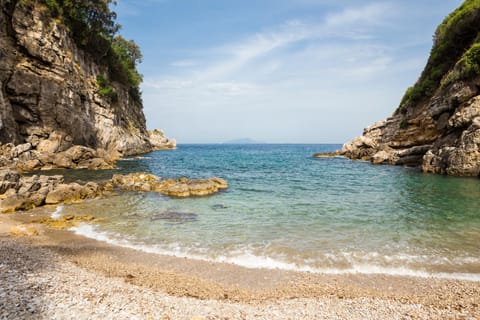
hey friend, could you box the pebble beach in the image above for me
[1,214,479,320]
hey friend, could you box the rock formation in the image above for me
[111,173,228,197]
[0,170,228,213]
[0,169,103,212]
[325,1,480,177]
[0,0,174,171]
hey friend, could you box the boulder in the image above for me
[45,183,85,204]
[0,170,21,194]
[10,143,32,158]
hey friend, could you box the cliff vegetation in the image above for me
[29,0,143,102]
[335,0,480,177]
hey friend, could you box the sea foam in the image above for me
[71,223,480,282]
[51,206,64,219]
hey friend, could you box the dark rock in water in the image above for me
[211,204,228,210]
[151,211,198,224]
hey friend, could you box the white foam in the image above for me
[70,224,480,282]
[50,206,64,219]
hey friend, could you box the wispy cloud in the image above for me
[140,1,433,142]
[146,2,396,84]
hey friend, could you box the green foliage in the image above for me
[36,0,143,102]
[109,36,143,88]
[399,119,409,129]
[397,0,480,112]
[96,75,118,102]
[462,41,480,76]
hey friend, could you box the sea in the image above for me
[50,144,480,281]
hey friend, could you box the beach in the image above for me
[1,213,479,320]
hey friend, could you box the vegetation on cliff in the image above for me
[31,0,143,101]
[398,0,480,113]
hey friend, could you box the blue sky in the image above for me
[116,0,463,143]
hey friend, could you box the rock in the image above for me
[63,146,96,162]
[17,159,41,171]
[149,129,176,150]
[77,158,113,170]
[31,215,100,229]
[1,194,32,213]
[210,177,229,190]
[0,169,21,194]
[340,9,480,177]
[36,132,63,153]
[45,183,85,204]
[162,183,190,197]
[372,151,393,165]
[111,173,228,197]
[0,1,172,159]
[10,143,32,158]
[10,225,39,236]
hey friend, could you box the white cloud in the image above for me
[142,2,422,143]
[325,2,394,27]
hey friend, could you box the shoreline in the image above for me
[1,212,479,319]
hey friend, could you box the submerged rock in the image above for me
[151,211,198,224]
[31,215,100,230]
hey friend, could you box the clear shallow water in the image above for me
[55,144,480,279]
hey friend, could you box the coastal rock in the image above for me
[149,129,177,150]
[0,170,102,212]
[0,0,176,171]
[336,4,480,177]
[110,173,228,197]
[31,215,100,229]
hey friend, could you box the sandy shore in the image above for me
[1,212,479,319]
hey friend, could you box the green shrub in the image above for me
[399,119,409,129]
[96,75,118,102]
[36,0,142,103]
[397,0,480,111]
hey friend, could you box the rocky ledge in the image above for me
[315,83,480,177]
[110,173,228,197]
[0,129,176,172]
[0,170,228,213]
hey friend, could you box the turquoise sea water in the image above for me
[56,144,480,280]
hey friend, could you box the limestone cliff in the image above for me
[0,0,172,165]
[338,0,480,177]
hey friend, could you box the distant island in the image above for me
[222,138,265,144]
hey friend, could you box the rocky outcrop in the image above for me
[1,142,114,171]
[0,1,174,165]
[111,173,228,197]
[322,2,480,177]
[149,129,176,150]
[0,169,102,212]
[1,170,228,212]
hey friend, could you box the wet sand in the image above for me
[1,213,479,319]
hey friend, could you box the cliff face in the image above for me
[341,1,480,177]
[0,0,155,157]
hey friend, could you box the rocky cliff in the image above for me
[337,1,480,177]
[0,0,174,171]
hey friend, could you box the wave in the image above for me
[50,205,64,219]
[71,223,480,282]
[119,156,152,161]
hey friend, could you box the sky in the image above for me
[115,0,463,144]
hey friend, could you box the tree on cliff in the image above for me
[36,0,143,101]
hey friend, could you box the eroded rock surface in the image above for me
[0,1,174,169]
[111,173,228,197]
